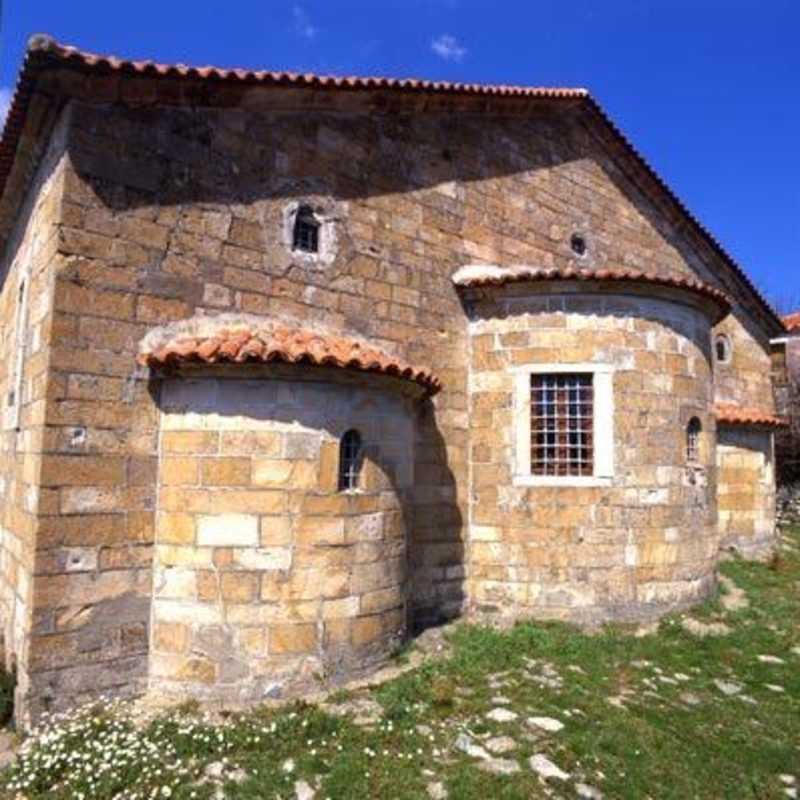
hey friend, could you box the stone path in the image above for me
[529,753,570,781]
[682,617,732,637]
[719,575,750,612]
[681,574,750,638]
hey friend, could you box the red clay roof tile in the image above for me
[452,265,731,319]
[0,34,783,335]
[783,312,800,332]
[715,404,787,428]
[22,36,589,98]
[137,324,442,395]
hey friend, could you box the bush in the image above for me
[0,668,14,727]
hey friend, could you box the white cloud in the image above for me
[0,88,12,129]
[292,5,318,39]
[431,33,467,62]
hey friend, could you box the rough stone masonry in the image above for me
[0,35,788,726]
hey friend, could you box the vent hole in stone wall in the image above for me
[570,233,587,257]
[338,429,363,492]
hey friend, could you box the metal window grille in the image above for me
[686,417,701,462]
[530,373,594,476]
[292,206,320,253]
[338,429,363,491]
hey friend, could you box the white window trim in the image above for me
[511,362,615,487]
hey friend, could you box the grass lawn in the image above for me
[2,525,799,800]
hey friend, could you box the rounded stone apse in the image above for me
[459,274,725,624]
[149,366,420,703]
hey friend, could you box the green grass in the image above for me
[2,526,799,799]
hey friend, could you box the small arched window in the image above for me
[338,429,363,491]
[292,204,320,253]
[686,417,702,462]
[715,334,732,365]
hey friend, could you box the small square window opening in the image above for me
[292,205,320,253]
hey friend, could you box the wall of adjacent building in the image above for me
[717,427,776,558]
[712,314,778,556]
[774,334,800,484]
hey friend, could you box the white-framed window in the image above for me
[282,201,338,267]
[512,363,614,487]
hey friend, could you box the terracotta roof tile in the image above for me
[783,312,800,332]
[137,324,441,395]
[715,404,787,428]
[0,34,783,335]
[452,265,731,318]
[19,36,589,98]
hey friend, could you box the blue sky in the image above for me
[1,1,798,309]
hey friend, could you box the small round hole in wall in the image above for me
[570,233,587,257]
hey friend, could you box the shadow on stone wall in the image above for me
[147,365,464,664]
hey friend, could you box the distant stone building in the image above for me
[774,313,800,482]
[0,35,787,726]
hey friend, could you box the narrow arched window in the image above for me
[715,334,731,364]
[338,429,363,491]
[686,417,702,462]
[292,204,320,253]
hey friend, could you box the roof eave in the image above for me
[0,33,784,337]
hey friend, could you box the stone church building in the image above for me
[0,35,787,726]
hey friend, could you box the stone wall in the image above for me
[712,315,775,410]
[150,367,413,703]
[717,427,776,559]
[464,285,718,623]
[0,116,68,722]
[11,94,778,721]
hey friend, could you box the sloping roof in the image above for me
[452,264,731,319]
[715,404,787,428]
[137,323,442,394]
[783,312,800,333]
[12,38,587,99]
[0,33,784,334]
